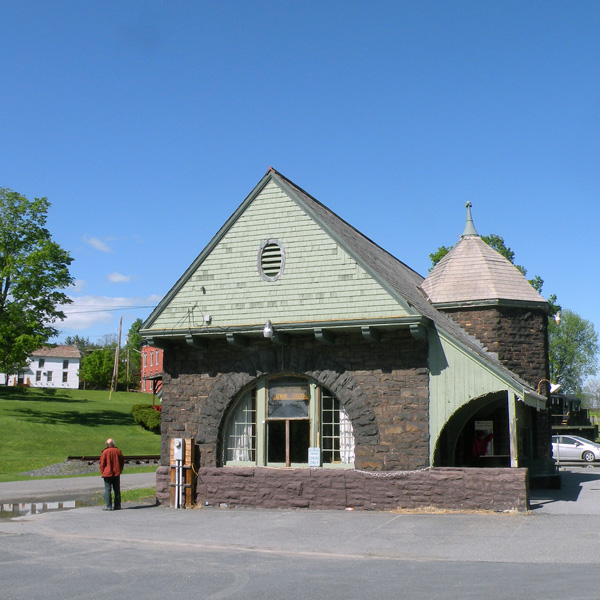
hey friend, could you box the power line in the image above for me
[62,305,157,315]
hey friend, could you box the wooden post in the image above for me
[169,438,197,508]
[508,392,518,468]
[125,336,130,392]
[110,317,123,394]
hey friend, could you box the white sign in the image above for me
[308,447,321,467]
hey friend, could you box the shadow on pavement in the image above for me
[530,468,600,510]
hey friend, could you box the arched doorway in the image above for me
[434,391,517,467]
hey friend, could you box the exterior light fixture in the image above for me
[554,312,561,325]
[263,320,274,338]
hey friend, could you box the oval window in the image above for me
[258,239,285,281]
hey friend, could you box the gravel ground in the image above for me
[22,458,159,478]
[23,460,103,477]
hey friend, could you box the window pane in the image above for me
[268,377,309,419]
[321,391,355,464]
[267,420,310,464]
[225,391,256,462]
[267,420,286,463]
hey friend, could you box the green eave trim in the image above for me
[141,315,431,341]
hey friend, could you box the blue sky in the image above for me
[2,1,599,345]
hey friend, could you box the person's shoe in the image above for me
[103,507,113,511]
[113,507,121,510]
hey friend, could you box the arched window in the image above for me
[222,376,355,468]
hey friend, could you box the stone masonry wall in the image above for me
[159,330,429,473]
[443,306,548,388]
[155,466,529,512]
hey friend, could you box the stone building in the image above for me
[141,169,553,511]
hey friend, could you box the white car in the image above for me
[552,435,600,463]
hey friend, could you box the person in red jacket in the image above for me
[100,438,125,511]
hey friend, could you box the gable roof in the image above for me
[143,168,426,331]
[32,345,81,359]
[142,169,546,406]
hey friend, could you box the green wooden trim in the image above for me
[185,335,208,349]
[435,328,546,406]
[361,326,381,342]
[410,323,427,340]
[141,315,431,339]
[226,333,249,347]
[314,328,335,344]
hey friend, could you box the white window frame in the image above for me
[223,376,355,469]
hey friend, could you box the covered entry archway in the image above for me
[433,390,535,468]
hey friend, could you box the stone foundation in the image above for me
[156,466,529,512]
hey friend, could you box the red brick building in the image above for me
[140,346,163,394]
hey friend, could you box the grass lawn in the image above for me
[0,386,161,481]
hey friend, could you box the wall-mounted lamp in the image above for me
[553,312,561,325]
[204,314,212,325]
[263,320,274,338]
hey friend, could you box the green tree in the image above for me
[582,379,600,410]
[549,309,599,394]
[124,318,143,390]
[62,334,97,353]
[0,189,73,382]
[79,346,115,389]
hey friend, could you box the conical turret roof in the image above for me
[421,204,547,306]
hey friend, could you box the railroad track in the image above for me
[67,455,160,462]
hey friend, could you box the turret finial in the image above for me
[461,201,479,237]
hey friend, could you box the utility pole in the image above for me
[126,335,130,392]
[110,317,123,396]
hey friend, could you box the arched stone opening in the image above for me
[203,346,379,469]
[433,391,511,467]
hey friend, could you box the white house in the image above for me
[0,345,81,389]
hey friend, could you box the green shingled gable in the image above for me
[146,179,408,333]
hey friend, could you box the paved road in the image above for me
[0,472,156,503]
[1,467,600,600]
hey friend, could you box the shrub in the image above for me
[131,404,161,433]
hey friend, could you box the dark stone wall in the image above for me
[159,330,429,472]
[442,306,549,388]
[182,466,528,512]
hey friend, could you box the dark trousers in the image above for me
[103,476,121,509]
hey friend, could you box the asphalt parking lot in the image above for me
[2,467,600,600]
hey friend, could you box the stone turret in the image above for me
[421,203,549,389]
